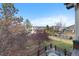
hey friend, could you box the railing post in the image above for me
[45,46,47,51]
[37,49,40,56]
[64,49,67,56]
[50,43,52,48]
[55,45,57,50]
[44,46,48,56]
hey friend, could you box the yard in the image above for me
[44,36,73,51]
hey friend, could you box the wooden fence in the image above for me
[0,44,72,56]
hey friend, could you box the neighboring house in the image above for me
[52,25,64,32]
[52,25,75,39]
[63,25,75,39]
[31,26,46,33]
[65,25,75,33]
[32,26,45,30]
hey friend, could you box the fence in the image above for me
[0,44,72,56]
[27,46,46,56]
[1,46,48,56]
[26,44,72,56]
[54,45,72,56]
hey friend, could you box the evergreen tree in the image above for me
[24,19,32,33]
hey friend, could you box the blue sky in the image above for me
[0,3,75,26]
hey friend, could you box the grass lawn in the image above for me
[50,40,73,51]
[44,36,73,51]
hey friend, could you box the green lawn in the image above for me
[43,37,73,51]
[50,40,73,51]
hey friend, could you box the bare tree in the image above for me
[55,22,65,32]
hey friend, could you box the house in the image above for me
[31,26,46,33]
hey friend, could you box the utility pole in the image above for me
[64,3,79,56]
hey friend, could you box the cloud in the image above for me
[31,15,75,27]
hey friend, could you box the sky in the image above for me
[0,3,75,27]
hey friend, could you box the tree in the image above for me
[0,4,32,55]
[53,22,66,37]
[24,19,32,33]
[0,4,24,33]
[2,3,18,19]
[46,25,49,31]
[55,22,65,32]
[0,3,19,31]
[45,25,52,35]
